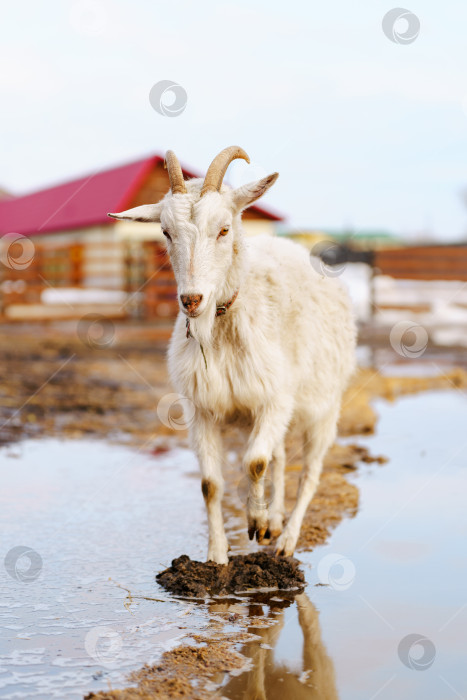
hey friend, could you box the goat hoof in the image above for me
[275,531,296,558]
[207,538,229,565]
[247,511,268,543]
[256,527,268,543]
[268,513,284,538]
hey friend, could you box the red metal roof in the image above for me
[0,155,283,236]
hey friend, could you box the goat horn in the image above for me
[164,150,187,195]
[200,146,250,197]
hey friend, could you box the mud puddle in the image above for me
[1,389,467,699]
[0,440,209,699]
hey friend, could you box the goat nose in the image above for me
[180,293,203,310]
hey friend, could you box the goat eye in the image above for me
[217,227,229,239]
[162,229,171,241]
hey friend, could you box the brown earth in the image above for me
[1,322,465,450]
[156,552,305,597]
[84,640,249,700]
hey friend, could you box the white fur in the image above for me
[110,172,356,563]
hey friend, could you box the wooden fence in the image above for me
[373,245,467,282]
[0,239,179,321]
[370,244,467,317]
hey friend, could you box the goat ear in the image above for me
[232,172,279,212]
[107,202,162,222]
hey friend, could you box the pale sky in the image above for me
[2,0,467,240]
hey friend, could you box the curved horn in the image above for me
[200,146,250,197]
[164,150,187,194]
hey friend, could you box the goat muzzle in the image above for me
[180,293,203,314]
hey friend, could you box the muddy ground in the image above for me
[1,321,466,699]
[156,552,306,597]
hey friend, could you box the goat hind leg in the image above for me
[276,408,338,557]
[267,442,286,539]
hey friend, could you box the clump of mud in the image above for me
[156,552,305,597]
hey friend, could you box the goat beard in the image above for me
[187,295,217,349]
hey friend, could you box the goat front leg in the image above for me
[244,403,292,543]
[190,414,228,564]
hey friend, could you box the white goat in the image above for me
[110,147,356,564]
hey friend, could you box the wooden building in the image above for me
[0,155,283,320]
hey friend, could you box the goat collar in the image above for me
[186,289,239,339]
[215,288,239,317]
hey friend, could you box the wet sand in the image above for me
[2,322,465,450]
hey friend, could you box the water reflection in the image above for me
[211,592,338,700]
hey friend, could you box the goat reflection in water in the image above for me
[210,592,338,700]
